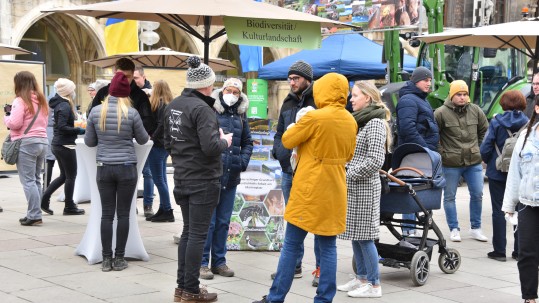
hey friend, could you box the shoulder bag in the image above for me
[2,104,42,165]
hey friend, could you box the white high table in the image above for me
[74,138,153,264]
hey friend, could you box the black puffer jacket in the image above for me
[49,94,79,146]
[272,84,316,174]
[150,101,167,148]
[164,88,228,181]
[211,89,254,188]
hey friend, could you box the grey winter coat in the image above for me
[84,96,149,164]
[339,119,386,240]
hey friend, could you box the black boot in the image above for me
[41,199,53,215]
[63,201,85,215]
[151,209,175,222]
[146,207,163,221]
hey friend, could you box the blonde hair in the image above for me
[99,96,131,133]
[353,81,393,150]
[61,95,77,116]
[150,80,173,112]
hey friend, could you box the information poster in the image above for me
[227,118,285,251]
[246,79,268,119]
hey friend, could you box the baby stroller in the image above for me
[352,143,461,286]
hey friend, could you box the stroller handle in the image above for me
[391,167,427,178]
[379,170,406,186]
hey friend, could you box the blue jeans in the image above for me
[352,240,380,285]
[17,139,48,220]
[142,159,154,207]
[96,164,138,257]
[267,223,336,303]
[147,146,171,210]
[442,164,484,231]
[175,179,220,294]
[202,186,237,268]
[402,213,416,233]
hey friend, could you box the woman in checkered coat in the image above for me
[337,81,392,298]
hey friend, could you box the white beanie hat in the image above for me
[185,56,215,89]
[54,78,76,97]
[223,78,243,92]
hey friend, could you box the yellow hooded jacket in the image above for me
[282,73,358,236]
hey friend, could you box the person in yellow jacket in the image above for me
[253,73,357,303]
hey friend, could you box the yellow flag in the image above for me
[105,19,139,56]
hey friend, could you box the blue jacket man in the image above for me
[396,66,440,151]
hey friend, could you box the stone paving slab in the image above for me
[0,172,523,302]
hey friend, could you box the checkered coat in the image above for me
[339,118,386,240]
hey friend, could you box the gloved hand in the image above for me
[76,127,86,135]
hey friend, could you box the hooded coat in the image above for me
[396,81,439,151]
[211,89,253,188]
[49,94,79,146]
[480,110,529,181]
[282,73,357,236]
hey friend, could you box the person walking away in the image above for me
[435,80,489,242]
[396,66,440,237]
[253,72,357,303]
[337,81,392,298]
[502,95,539,303]
[145,80,174,223]
[84,72,149,272]
[4,71,49,226]
[199,78,253,280]
[41,78,86,216]
[165,56,232,302]
[481,90,529,261]
[271,60,321,286]
[87,59,156,218]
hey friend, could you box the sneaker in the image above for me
[173,287,183,302]
[450,228,461,242]
[102,256,112,272]
[20,218,43,226]
[252,295,268,303]
[512,251,519,261]
[470,228,488,242]
[271,267,302,279]
[337,277,364,292]
[312,267,320,287]
[200,266,214,280]
[487,251,507,262]
[181,287,217,302]
[112,256,128,271]
[211,264,234,277]
[413,229,423,237]
[347,284,382,298]
[143,205,154,218]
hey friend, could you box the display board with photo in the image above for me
[227,118,285,251]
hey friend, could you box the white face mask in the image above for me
[222,93,239,107]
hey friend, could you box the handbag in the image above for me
[1,104,41,165]
[380,173,390,195]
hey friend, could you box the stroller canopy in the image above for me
[391,143,446,189]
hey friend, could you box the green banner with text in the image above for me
[224,17,321,49]
[247,79,268,119]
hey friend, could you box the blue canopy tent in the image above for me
[258,33,417,81]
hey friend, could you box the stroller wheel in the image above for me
[410,251,429,286]
[352,256,357,275]
[438,248,461,274]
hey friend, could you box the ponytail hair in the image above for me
[519,95,539,157]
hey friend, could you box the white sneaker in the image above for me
[347,284,382,298]
[413,229,423,237]
[470,228,488,242]
[450,228,461,242]
[337,277,364,292]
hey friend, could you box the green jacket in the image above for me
[434,100,488,167]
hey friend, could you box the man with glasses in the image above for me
[525,73,539,118]
[434,80,489,243]
[271,60,321,287]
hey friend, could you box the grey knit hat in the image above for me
[288,60,313,82]
[186,56,215,89]
[410,66,433,83]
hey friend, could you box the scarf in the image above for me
[352,104,387,129]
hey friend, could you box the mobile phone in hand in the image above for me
[4,104,12,114]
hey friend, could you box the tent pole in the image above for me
[204,16,211,65]
[534,37,539,75]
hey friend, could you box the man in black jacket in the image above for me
[271,60,320,286]
[164,56,232,303]
[525,73,539,118]
[87,58,156,216]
